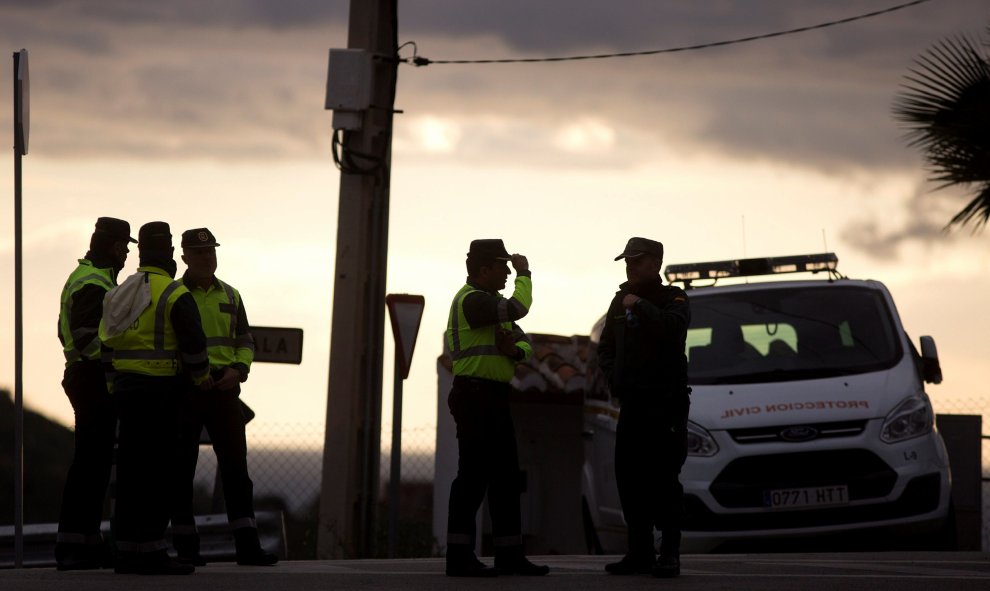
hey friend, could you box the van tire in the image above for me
[582,498,604,555]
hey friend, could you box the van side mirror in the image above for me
[919,336,942,385]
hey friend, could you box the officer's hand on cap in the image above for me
[510,254,528,274]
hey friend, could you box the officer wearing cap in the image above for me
[99,221,211,575]
[443,239,548,578]
[597,237,690,578]
[169,227,277,567]
[54,217,135,570]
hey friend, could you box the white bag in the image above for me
[102,272,152,338]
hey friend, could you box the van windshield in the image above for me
[687,285,901,385]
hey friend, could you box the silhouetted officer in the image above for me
[598,237,691,578]
[444,239,548,578]
[55,217,134,570]
[100,221,211,576]
[170,227,277,567]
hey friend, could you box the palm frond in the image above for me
[893,26,990,229]
[947,182,990,228]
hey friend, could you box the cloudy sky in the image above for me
[1,0,988,446]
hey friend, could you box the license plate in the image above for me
[763,485,849,509]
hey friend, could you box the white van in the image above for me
[582,253,954,553]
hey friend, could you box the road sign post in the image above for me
[12,47,29,569]
[384,294,425,558]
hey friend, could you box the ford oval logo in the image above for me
[780,425,819,442]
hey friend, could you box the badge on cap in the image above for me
[180,227,220,248]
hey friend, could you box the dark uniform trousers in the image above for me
[171,377,255,547]
[446,376,524,554]
[614,390,690,558]
[113,373,184,554]
[57,360,116,545]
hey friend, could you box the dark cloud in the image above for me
[1,0,349,30]
[399,0,973,58]
[1,0,987,170]
[841,183,966,261]
[397,0,990,173]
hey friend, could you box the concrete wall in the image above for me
[936,414,983,551]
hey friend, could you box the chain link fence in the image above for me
[191,422,437,558]
[217,397,987,557]
[193,422,437,511]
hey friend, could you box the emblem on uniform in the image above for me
[198,231,209,243]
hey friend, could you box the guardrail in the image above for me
[0,510,286,568]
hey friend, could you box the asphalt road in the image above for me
[1,552,988,591]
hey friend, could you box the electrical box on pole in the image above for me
[325,49,373,131]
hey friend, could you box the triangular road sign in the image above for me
[385,294,425,379]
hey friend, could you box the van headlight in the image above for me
[880,395,933,443]
[687,421,719,457]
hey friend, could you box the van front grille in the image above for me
[728,419,868,444]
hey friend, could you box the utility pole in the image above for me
[318,0,398,559]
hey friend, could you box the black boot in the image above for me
[233,527,278,566]
[605,552,656,575]
[652,554,681,578]
[445,545,497,578]
[115,550,194,575]
[55,542,102,571]
[654,529,681,578]
[173,532,206,567]
[494,545,550,576]
[113,551,140,575]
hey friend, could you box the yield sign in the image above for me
[385,294,425,379]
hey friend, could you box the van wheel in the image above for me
[582,497,604,555]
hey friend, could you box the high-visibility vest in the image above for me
[58,259,116,367]
[189,277,255,370]
[100,266,201,377]
[445,277,533,383]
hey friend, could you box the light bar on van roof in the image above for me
[664,253,838,284]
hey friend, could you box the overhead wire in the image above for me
[403,0,934,67]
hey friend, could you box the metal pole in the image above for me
[13,84,24,569]
[387,353,402,558]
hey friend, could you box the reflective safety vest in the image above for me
[189,277,255,370]
[100,266,198,377]
[58,259,116,367]
[445,277,533,383]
